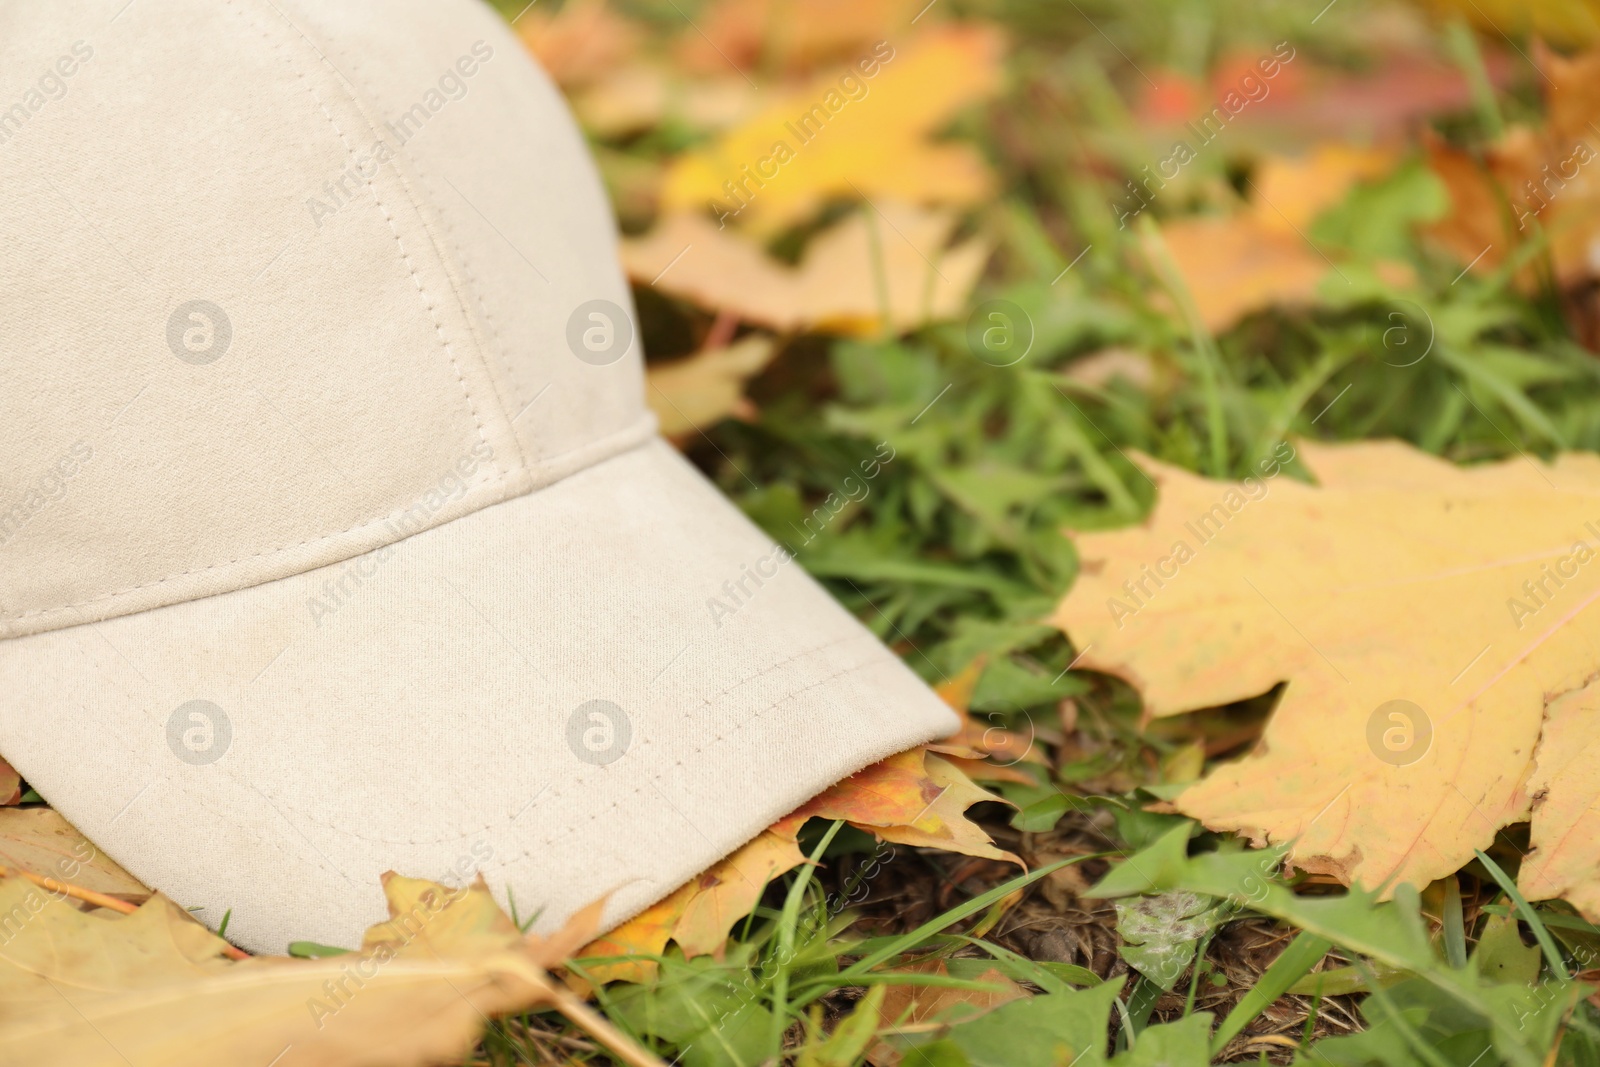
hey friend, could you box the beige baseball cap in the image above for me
[0,0,956,953]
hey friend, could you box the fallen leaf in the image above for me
[1428,46,1600,289]
[621,204,990,335]
[866,958,1027,1066]
[1062,348,1156,391]
[572,893,681,987]
[661,24,1004,231]
[0,873,656,1067]
[675,0,924,76]
[1150,145,1399,331]
[1414,0,1600,47]
[0,807,147,899]
[784,749,1021,865]
[0,759,18,807]
[1252,145,1395,235]
[577,745,1017,981]
[1151,216,1330,332]
[516,0,641,88]
[925,657,1043,772]
[878,960,1027,1029]
[1050,439,1600,920]
[647,335,777,437]
[1517,681,1600,916]
[1131,36,1486,151]
[566,832,804,984]
[575,65,758,138]
[672,831,806,959]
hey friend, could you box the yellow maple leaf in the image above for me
[575,745,1016,982]
[1149,145,1397,332]
[621,204,990,335]
[660,24,1004,231]
[0,807,147,899]
[1252,145,1395,236]
[1052,439,1600,919]
[0,873,657,1067]
[647,335,777,437]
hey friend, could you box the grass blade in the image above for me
[1210,931,1331,1054]
[1443,874,1467,970]
[1474,849,1570,981]
[791,854,1110,1008]
[770,819,847,1061]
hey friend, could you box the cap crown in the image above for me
[0,0,646,640]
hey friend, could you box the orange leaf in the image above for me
[673,832,806,959]
[572,891,685,987]
[576,746,1018,984]
[786,749,1021,866]
[516,0,640,88]
[675,0,925,76]
[1427,47,1600,290]
[0,757,20,806]
[874,958,1026,1031]
[1153,215,1330,332]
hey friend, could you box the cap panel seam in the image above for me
[299,8,538,475]
[231,0,502,480]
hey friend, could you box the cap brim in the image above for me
[0,439,957,953]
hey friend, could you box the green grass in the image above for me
[477,0,1600,1063]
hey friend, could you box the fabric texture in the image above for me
[0,0,959,954]
[0,441,958,952]
[0,0,644,635]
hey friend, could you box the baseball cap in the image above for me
[0,0,957,953]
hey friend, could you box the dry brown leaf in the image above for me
[661,24,1004,231]
[0,759,19,807]
[781,749,1021,866]
[576,745,1016,981]
[673,832,807,959]
[675,0,924,76]
[621,204,990,335]
[925,657,1042,772]
[0,873,658,1067]
[865,960,1027,1065]
[516,0,640,88]
[0,808,147,899]
[1153,216,1331,332]
[1428,46,1600,289]
[1151,145,1398,331]
[575,65,758,138]
[1252,145,1395,235]
[647,335,777,437]
[1051,438,1600,921]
